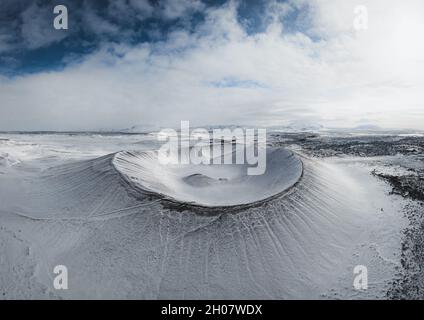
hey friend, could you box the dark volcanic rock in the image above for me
[372,170,424,202]
[271,133,424,158]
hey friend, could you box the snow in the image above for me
[0,133,408,299]
[113,147,302,207]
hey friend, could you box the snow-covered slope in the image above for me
[113,147,302,207]
[0,134,407,299]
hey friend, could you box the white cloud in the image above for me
[0,0,423,130]
[160,0,205,20]
[20,3,69,49]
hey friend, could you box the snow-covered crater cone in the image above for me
[113,147,303,207]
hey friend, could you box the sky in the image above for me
[0,0,423,131]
